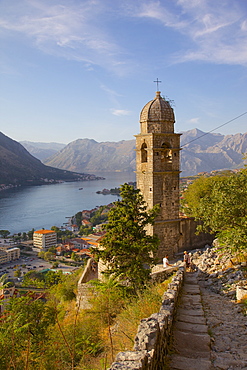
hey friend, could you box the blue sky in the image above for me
[1,0,247,144]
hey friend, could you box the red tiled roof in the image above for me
[34,230,56,235]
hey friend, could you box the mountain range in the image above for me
[180,129,247,176]
[20,141,66,161]
[2,128,247,187]
[0,132,101,186]
[31,129,247,177]
[44,138,136,173]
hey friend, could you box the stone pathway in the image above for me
[166,272,212,370]
[165,272,247,370]
[199,277,247,370]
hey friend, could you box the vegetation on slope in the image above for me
[182,166,247,253]
[0,266,173,370]
[0,182,166,369]
[94,183,160,293]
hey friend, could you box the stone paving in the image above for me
[166,272,212,370]
[199,277,247,370]
[165,272,247,370]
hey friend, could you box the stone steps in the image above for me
[166,272,213,370]
[199,278,247,370]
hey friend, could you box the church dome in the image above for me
[140,91,175,123]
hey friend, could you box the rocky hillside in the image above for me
[44,138,136,173]
[191,244,247,303]
[0,132,101,186]
[180,129,247,176]
[43,129,247,176]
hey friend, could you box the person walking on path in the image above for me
[183,251,191,270]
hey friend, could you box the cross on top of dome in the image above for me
[153,78,162,91]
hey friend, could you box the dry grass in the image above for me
[77,275,175,369]
[111,275,174,354]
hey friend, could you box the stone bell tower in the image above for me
[135,90,181,260]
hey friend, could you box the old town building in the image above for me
[135,90,181,260]
[135,90,214,260]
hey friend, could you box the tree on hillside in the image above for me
[89,277,127,362]
[74,211,82,227]
[79,225,93,236]
[183,170,247,253]
[94,183,160,293]
[0,274,12,290]
[0,295,56,369]
[14,269,21,278]
[90,206,109,226]
[0,230,10,238]
[51,226,75,242]
[181,175,226,217]
[27,228,34,240]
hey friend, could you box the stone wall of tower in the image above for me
[153,221,181,259]
[161,175,180,219]
[136,92,181,260]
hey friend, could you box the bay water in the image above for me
[0,172,135,234]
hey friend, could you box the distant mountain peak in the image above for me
[10,128,247,178]
[40,128,247,176]
[0,132,101,186]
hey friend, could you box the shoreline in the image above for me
[0,176,105,192]
[0,172,136,234]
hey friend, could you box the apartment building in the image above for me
[6,247,20,261]
[0,249,7,264]
[33,229,57,250]
[0,246,20,264]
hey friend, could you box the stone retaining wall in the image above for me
[77,258,98,310]
[108,266,185,370]
[179,217,214,253]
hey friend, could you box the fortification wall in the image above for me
[77,258,98,310]
[179,218,214,253]
[108,266,185,370]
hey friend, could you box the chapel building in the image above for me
[135,91,181,260]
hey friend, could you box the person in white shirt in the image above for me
[163,254,173,268]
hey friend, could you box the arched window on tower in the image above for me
[141,142,148,163]
[161,143,172,163]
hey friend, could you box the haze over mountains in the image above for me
[0,132,101,186]
[2,128,247,187]
[20,141,66,161]
[27,128,247,177]
[45,139,136,173]
[180,129,247,176]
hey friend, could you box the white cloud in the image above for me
[0,0,130,75]
[135,0,247,66]
[0,0,246,75]
[241,19,247,31]
[133,1,188,30]
[187,117,200,124]
[100,85,121,97]
[111,109,131,116]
